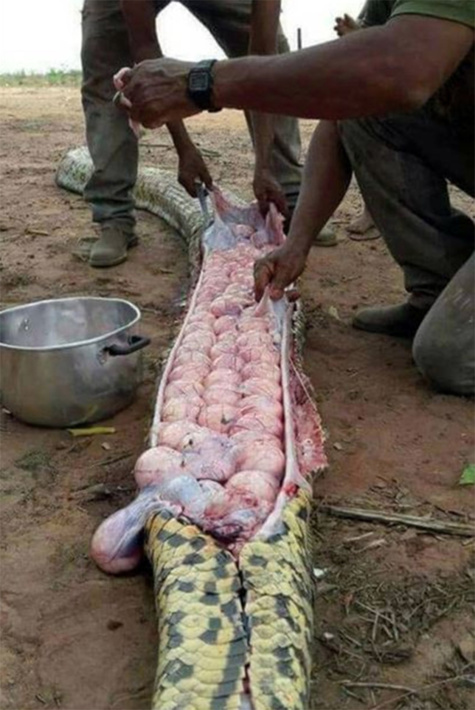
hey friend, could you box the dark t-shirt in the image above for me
[358,0,474,132]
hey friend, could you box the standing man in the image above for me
[81,0,301,267]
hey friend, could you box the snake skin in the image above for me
[57,148,321,710]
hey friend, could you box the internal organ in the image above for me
[92,223,290,573]
[142,245,285,535]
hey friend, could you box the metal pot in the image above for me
[0,297,150,428]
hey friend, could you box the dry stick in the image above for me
[341,682,416,693]
[321,505,475,537]
[368,674,470,710]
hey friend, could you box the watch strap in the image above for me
[187,59,221,113]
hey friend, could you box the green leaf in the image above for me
[458,464,475,486]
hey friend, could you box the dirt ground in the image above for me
[0,86,474,710]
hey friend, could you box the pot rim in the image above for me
[0,296,141,352]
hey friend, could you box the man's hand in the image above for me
[120,59,200,128]
[253,167,288,218]
[254,243,307,301]
[178,145,212,197]
[334,14,359,37]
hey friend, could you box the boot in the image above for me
[352,302,429,338]
[284,212,337,247]
[313,223,337,247]
[88,221,138,268]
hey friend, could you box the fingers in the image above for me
[267,268,291,301]
[178,153,213,198]
[253,258,274,302]
[113,66,133,91]
[179,175,197,197]
[113,91,132,110]
[201,164,213,191]
[257,198,269,218]
[273,192,289,219]
[285,288,300,302]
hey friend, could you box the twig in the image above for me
[343,531,374,544]
[341,682,416,693]
[368,674,471,710]
[79,451,134,470]
[341,686,365,703]
[321,505,475,537]
[99,451,134,467]
[198,147,222,158]
[371,611,380,643]
[142,142,174,150]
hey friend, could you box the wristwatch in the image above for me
[187,59,221,113]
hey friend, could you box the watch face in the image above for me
[189,71,208,92]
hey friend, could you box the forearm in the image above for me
[288,121,352,254]
[249,0,281,169]
[249,0,280,55]
[120,0,160,62]
[214,36,414,119]
[251,113,274,169]
[167,120,195,154]
[213,18,474,119]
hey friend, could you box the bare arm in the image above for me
[120,0,160,62]
[247,0,288,214]
[213,16,474,118]
[119,0,211,195]
[119,15,473,127]
[254,121,352,300]
[248,0,280,170]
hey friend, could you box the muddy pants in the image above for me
[81,0,302,227]
[339,111,474,395]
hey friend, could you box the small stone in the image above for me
[107,620,123,631]
[458,635,475,662]
[333,442,343,451]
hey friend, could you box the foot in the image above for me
[314,223,338,247]
[284,211,338,247]
[352,303,429,338]
[88,222,138,268]
[347,208,378,240]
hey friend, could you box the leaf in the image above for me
[458,464,475,486]
[67,426,116,437]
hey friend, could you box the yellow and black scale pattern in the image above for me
[145,490,314,710]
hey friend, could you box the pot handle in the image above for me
[105,335,151,357]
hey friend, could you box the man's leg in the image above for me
[183,0,302,209]
[413,254,474,395]
[339,110,474,335]
[81,0,138,266]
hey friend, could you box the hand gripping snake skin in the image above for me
[56,148,327,710]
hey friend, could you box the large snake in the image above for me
[56,148,327,710]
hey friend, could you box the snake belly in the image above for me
[57,148,327,710]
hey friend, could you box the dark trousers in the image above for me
[81,0,302,227]
[339,110,474,395]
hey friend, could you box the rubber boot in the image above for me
[89,221,138,268]
[352,303,429,338]
[314,223,337,247]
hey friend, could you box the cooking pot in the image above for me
[0,297,150,427]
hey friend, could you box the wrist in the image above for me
[286,230,313,257]
[187,60,222,112]
[254,161,271,173]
